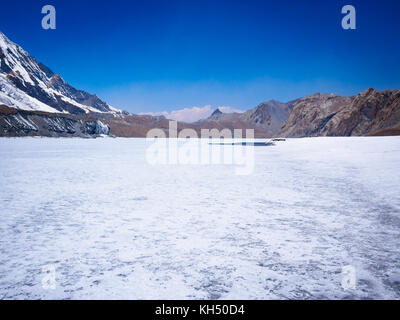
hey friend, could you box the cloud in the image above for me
[218,106,244,114]
[141,105,245,123]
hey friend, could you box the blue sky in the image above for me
[0,0,399,117]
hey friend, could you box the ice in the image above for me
[0,136,399,299]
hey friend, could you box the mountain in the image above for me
[240,100,293,133]
[1,31,399,138]
[194,100,293,138]
[279,89,400,137]
[0,31,121,115]
[196,90,400,138]
[208,108,223,120]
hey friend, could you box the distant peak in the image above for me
[211,108,222,116]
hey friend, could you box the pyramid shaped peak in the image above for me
[211,108,223,116]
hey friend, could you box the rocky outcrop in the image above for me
[279,89,400,137]
[279,93,354,137]
[335,88,400,136]
[241,100,293,133]
[0,105,110,137]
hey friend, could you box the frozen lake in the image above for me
[0,137,399,299]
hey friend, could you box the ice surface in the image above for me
[0,137,399,299]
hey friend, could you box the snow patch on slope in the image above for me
[0,33,35,86]
[0,74,60,113]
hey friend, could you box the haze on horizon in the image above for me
[0,0,399,120]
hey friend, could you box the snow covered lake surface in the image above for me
[0,136,399,299]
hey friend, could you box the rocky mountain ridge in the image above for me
[280,89,400,137]
[0,31,122,115]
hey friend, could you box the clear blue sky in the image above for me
[1,0,399,113]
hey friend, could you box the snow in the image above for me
[0,31,122,115]
[59,95,110,114]
[0,74,61,113]
[0,136,399,299]
[0,32,35,86]
[11,113,38,131]
[93,120,110,135]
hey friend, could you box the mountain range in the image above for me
[195,89,400,138]
[0,31,399,138]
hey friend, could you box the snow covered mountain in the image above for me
[0,31,121,115]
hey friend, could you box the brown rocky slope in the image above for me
[279,88,400,137]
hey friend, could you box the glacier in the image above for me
[0,137,399,299]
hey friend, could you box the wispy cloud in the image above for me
[141,105,244,123]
